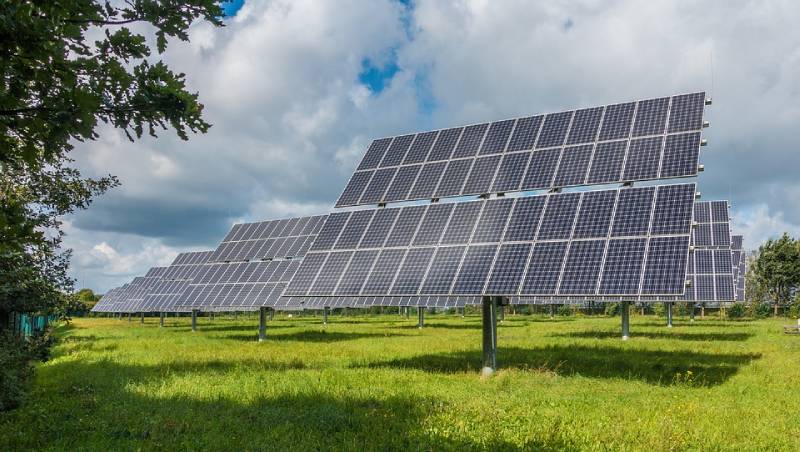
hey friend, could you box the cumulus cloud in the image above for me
[65,0,800,291]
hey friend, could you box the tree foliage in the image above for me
[750,233,800,307]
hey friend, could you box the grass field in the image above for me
[1,312,799,450]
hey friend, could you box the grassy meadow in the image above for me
[1,311,799,450]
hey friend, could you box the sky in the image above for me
[65,0,800,292]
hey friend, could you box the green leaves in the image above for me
[751,233,800,305]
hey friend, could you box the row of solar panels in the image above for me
[92,205,745,313]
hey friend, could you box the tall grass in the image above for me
[1,312,798,450]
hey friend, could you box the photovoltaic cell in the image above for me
[632,97,669,137]
[357,138,391,170]
[452,123,489,159]
[479,119,515,155]
[491,152,531,192]
[566,107,603,145]
[598,102,635,141]
[507,116,543,151]
[427,128,462,162]
[380,134,414,167]
[462,155,501,194]
[552,144,593,186]
[404,131,437,164]
[435,159,472,197]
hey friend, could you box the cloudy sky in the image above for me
[66,0,800,292]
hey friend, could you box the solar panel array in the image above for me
[285,183,696,298]
[210,215,326,262]
[337,93,706,207]
[682,201,735,302]
[731,235,747,301]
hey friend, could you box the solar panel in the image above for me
[681,201,735,303]
[138,251,215,313]
[336,92,706,207]
[731,234,747,301]
[209,215,325,263]
[285,182,696,298]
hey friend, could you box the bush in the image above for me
[556,305,573,317]
[754,303,772,318]
[604,303,620,316]
[0,328,54,412]
[727,303,747,319]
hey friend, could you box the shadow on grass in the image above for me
[361,345,759,387]
[635,320,753,328]
[221,330,408,343]
[9,359,529,451]
[397,321,526,330]
[552,330,754,342]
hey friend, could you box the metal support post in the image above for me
[481,296,499,376]
[259,307,267,342]
[666,302,673,328]
[621,301,630,340]
[549,304,554,319]
[140,312,144,324]
[701,305,705,319]
[269,309,274,321]
[128,313,132,322]
[498,305,505,323]
[690,303,696,322]
[191,310,198,332]
[418,307,424,329]
[159,312,165,327]
[323,307,329,325]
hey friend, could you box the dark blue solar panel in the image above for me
[420,246,466,293]
[566,107,603,145]
[309,251,352,295]
[695,249,714,273]
[695,274,714,300]
[598,238,646,295]
[408,162,446,199]
[413,203,455,246]
[390,248,435,295]
[451,245,497,294]
[479,119,515,155]
[403,131,438,164]
[491,152,530,192]
[472,198,514,243]
[357,138,392,170]
[462,155,501,194]
[485,243,531,293]
[520,149,560,190]
[622,136,663,181]
[598,102,635,141]
[660,132,700,178]
[385,205,426,247]
[611,187,654,237]
[383,164,421,202]
[650,184,695,235]
[452,123,489,159]
[507,116,543,151]
[520,241,568,294]
[310,212,350,251]
[504,196,546,242]
[715,275,735,300]
[585,140,626,184]
[536,193,580,240]
[711,201,729,222]
[552,144,593,186]
[427,127,462,161]
[336,250,378,295]
[694,202,711,223]
[435,159,472,197]
[572,190,616,239]
[359,167,396,204]
[380,134,414,167]
[558,240,606,294]
[668,92,705,133]
[440,201,483,245]
[641,236,690,294]
[334,210,374,250]
[336,171,372,207]
[359,209,399,248]
[712,223,730,247]
[362,249,406,295]
[632,97,669,137]
[284,253,328,296]
[713,250,732,273]
[536,111,573,148]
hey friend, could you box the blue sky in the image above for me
[65,0,800,292]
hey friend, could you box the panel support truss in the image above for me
[191,310,198,332]
[621,301,630,340]
[481,296,500,376]
[259,307,268,342]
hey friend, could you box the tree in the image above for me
[1,0,222,409]
[1,0,222,327]
[750,234,800,316]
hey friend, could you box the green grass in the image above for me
[2,312,799,450]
